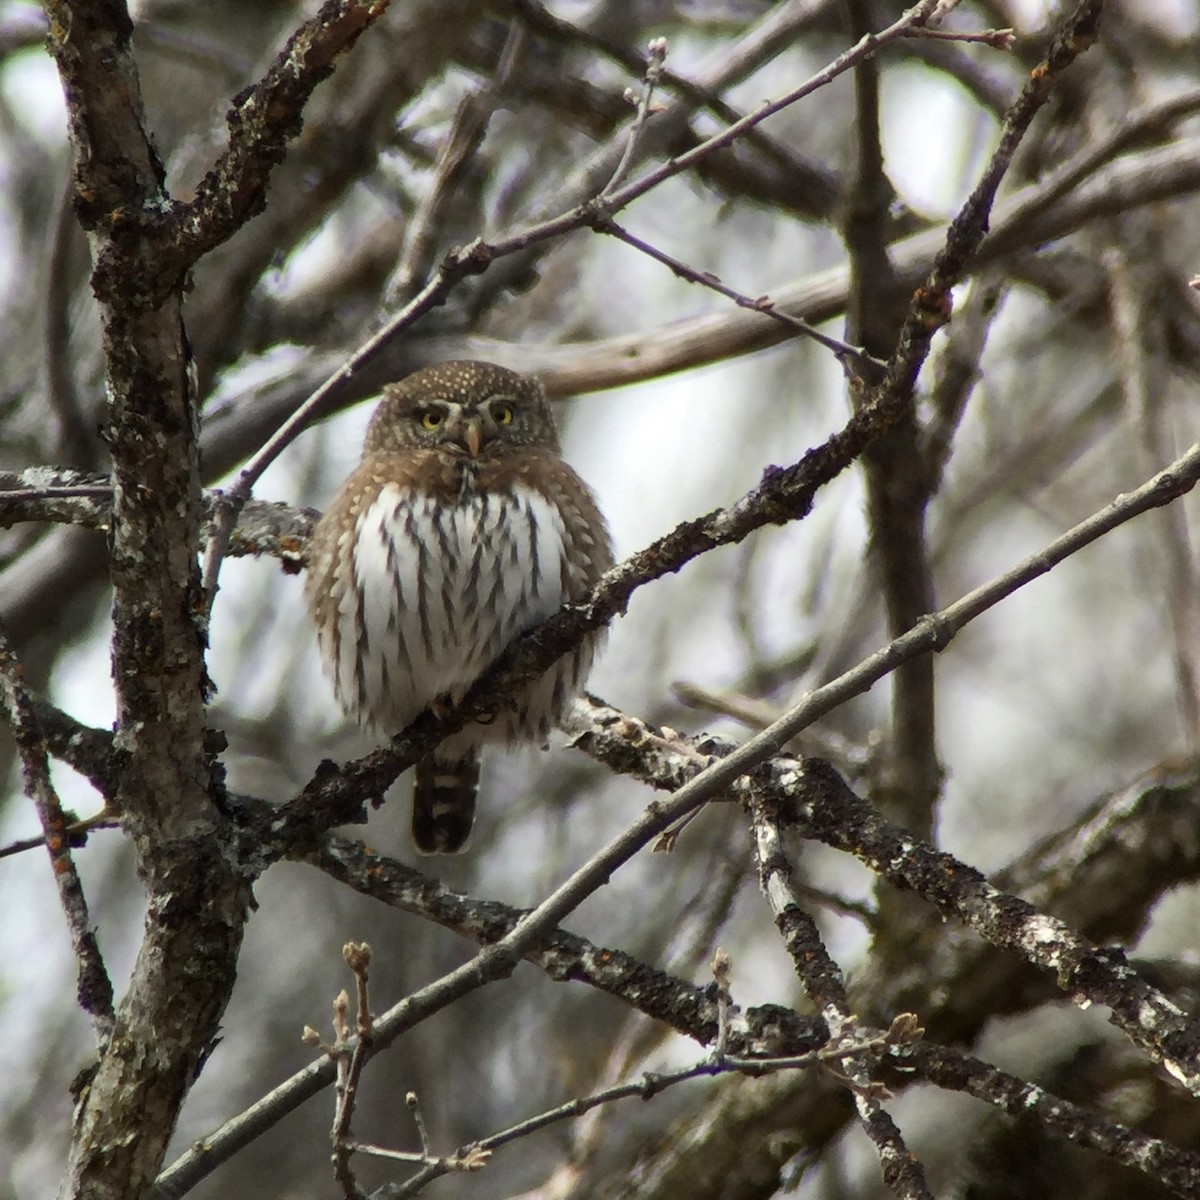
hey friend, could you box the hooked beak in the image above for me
[464,418,483,457]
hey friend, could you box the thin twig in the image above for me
[513,0,841,219]
[460,1022,920,1190]
[405,1093,432,1159]
[988,88,1200,244]
[0,620,115,1044]
[596,217,884,372]
[330,942,373,1198]
[0,484,113,503]
[711,947,733,1062]
[908,25,1015,48]
[0,810,118,861]
[920,274,1005,492]
[330,989,363,1200]
[0,470,312,569]
[43,165,95,469]
[1107,245,1200,745]
[377,1024,917,1197]
[384,22,528,305]
[598,35,668,199]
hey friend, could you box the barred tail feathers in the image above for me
[412,750,481,853]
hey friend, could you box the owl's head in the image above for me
[364,361,561,459]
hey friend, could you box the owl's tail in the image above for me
[412,750,480,853]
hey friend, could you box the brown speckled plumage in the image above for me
[306,361,613,852]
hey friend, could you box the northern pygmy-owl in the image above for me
[305,361,613,853]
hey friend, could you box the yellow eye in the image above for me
[420,409,443,431]
[492,403,514,426]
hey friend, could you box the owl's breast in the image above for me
[334,480,576,732]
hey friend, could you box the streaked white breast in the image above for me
[329,482,575,737]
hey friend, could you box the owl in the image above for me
[305,361,613,853]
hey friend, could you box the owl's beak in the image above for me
[464,418,483,457]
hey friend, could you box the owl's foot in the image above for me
[431,692,496,724]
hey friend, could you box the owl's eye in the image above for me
[492,402,514,426]
[419,409,443,431]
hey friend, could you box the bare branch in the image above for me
[594,217,883,371]
[598,35,668,199]
[752,801,933,1198]
[906,1042,1200,1198]
[1107,243,1200,744]
[173,0,392,267]
[384,21,528,305]
[0,621,114,1041]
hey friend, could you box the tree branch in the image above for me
[0,621,114,1041]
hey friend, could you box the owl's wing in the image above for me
[503,452,616,595]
